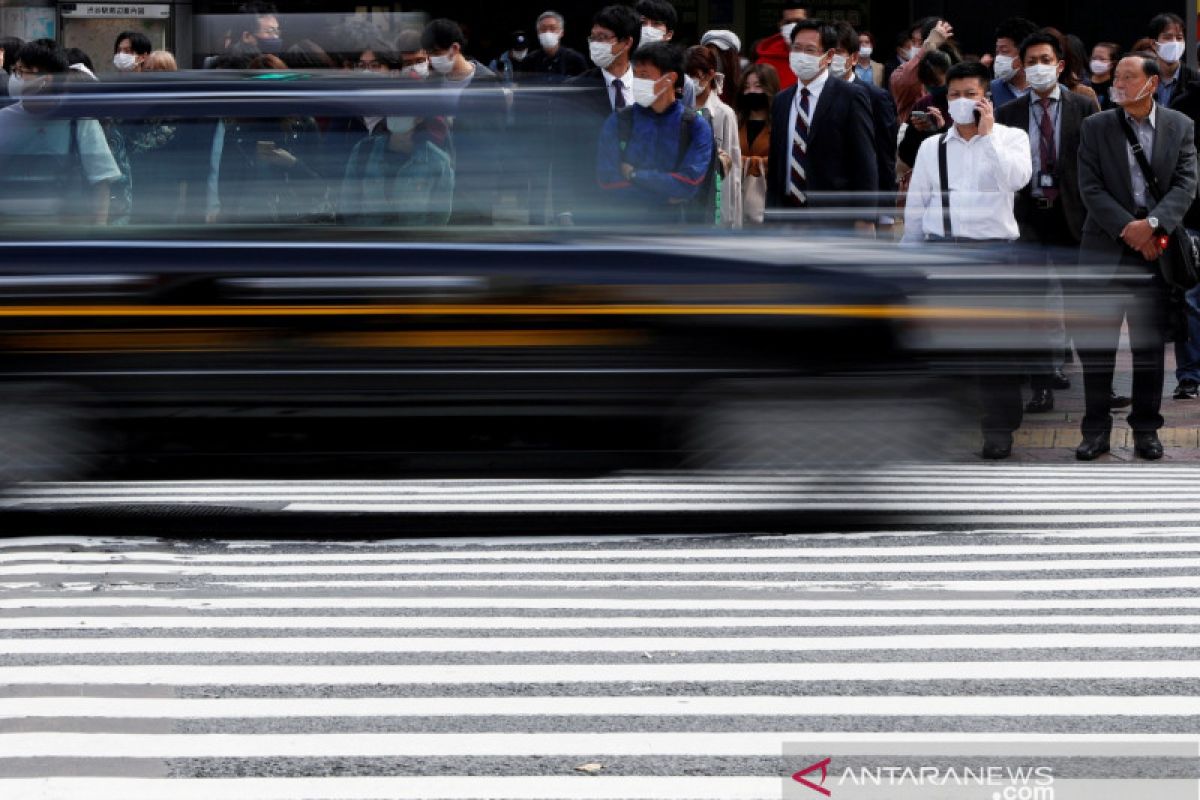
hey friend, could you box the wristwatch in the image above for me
[1148,216,1160,231]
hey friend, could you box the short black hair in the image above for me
[782,2,808,11]
[1149,13,1184,39]
[421,18,466,52]
[592,5,641,49]
[359,39,400,69]
[995,17,1039,46]
[64,47,93,71]
[15,40,68,74]
[1125,53,1162,78]
[790,18,823,44]
[1019,31,1062,62]
[916,48,951,86]
[632,41,685,91]
[945,59,989,89]
[1,36,25,71]
[820,20,857,54]
[240,1,277,36]
[636,0,677,32]
[113,30,152,55]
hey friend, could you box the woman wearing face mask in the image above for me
[339,114,455,227]
[686,45,741,228]
[699,30,742,107]
[735,64,778,224]
[1086,42,1120,108]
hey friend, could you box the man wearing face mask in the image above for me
[996,32,1098,416]
[1072,55,1198,461]
[989,17,1040,109]
[421,17,505,225]
[1147,13,1195,107]
[553,4,640,224]
[765,19,876,225]
[901,61,1032,459]
[755,2,807,90]
[595,42,714,224]
[522,11,586,81]
[239,1,283,55]
[112,31,151,73]
[0,41,121,226]
[488,31,530,85]
[635,0,676,44]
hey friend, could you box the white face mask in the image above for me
[538,31,560,49]
[789,51,823,82]
[1110,78,1154,106]
[632,75,667,107]
[640,25,665,44]
[1025,63,1058,91]
[405,61,430,79]
[993,54,1016,81]
[429,52,455,74]
[684,74,700,97]
[859,45,873,58]
[1089,59,1111,77]
[1157,40,1185,64]
[948,97,978,126]
[906,46,921,61]
[780,23,797,42]
[589,40,618,69]
[512,49,528,60]
[831,54,848,76]
[113,52,138,72]
[387,116,417,135]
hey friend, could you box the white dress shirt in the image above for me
[901,122,1033,243]
[601,64,633,110]
[786,68,830,149]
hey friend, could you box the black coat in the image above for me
[995,87,1097,243]
[551,67,623,223]
[766,74,878,208]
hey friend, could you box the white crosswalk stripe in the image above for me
[2,466,1200,798]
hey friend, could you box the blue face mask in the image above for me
[257,37,283,54]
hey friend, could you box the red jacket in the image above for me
[754,33,796,90]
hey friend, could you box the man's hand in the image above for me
[910,106,946,132]
[1121,218,1155,250]
[925,20,952,50]
[975,97,994,137]
[620,162,635,180]
[1139,237,1164,262]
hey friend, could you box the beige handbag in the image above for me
[742,157,767,225]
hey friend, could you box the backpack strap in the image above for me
[674,107,703,171]
[938,132,952,238]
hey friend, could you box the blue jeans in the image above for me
[1174,231,1200,383]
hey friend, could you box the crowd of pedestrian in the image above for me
[2,3,1200,461]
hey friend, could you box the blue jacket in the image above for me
[990,77,1030,109]
[339,137,454,226]
[596,101,714,211]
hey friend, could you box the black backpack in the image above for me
[615,105,722,225]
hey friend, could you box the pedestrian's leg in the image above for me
[1126,279,1168,433]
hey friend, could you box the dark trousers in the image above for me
[1069,252,1169,437]
[1021,200,1075,391]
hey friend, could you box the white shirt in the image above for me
[601,64,633,110]
[786,68,830,148]
[901,122,1032,243]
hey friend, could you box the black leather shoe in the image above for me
[1050,369,1071,390]
[1075,432,1111,461]
[981,434,1013,460]
[1025,389,1054,413]
[1110,392,1132,409]
[1133,432,1164,460]
[1173,379,1199,400]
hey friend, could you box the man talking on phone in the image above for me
[901,60,1033,459]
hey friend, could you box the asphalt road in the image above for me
[1,465,1199,799]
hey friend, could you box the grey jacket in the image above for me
[1077,105,1198,279]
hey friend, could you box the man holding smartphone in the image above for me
[901,60,1033,459]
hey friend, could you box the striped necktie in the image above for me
[787,87,811,207]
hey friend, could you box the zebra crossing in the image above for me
[1,465,1200,798]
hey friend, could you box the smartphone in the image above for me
[910,111,929,122]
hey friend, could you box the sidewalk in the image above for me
[1011,340,1200,461]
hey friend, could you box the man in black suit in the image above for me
[766,19,877,227]
[1149,12,1196,107]
[551,4,641,225]
[1073,54,1198,460]
[824,20,897,229]
[996,32,1097,415]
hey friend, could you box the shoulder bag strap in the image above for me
[938,132,952,237]
[1118,113,1165,203]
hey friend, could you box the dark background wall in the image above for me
[200,1,1188,65]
